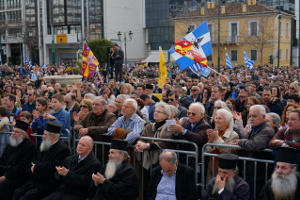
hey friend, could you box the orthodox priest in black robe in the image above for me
[0,120,36,200]
[13,121,70,200]
[88,140,139,200]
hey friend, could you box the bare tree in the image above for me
[240,16,274,65]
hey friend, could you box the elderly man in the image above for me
[202,154,250,200]
[22,89,36,114]
[89,140,139,200]
[147,151,197,200]
[13,122,71,200]
[0,120,36,200]
[114,94,128,118]
[188,86,202,103]
[64,93,80,129]
[265,112,281,133]
[74,97,116,139]
[170,102,211,164]
[168,91,187,119]
[236,105,275,199]
[107,99,144,145]
[259,147,300,200]
[43,136,101,200]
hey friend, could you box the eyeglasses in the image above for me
[80,105,89,108]
[191,90,198,92]
[290,88,295,90]
[168,98,175,102]
[214,106,222,110]
[222,89,227,91]
[154,110,165,114]
[28,94,33,96]
[187,112,197,116]
[93,103,102,106]
[187,81,192,82]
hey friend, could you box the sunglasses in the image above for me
[191,90,198,92]
[214,106,222,110]
[80,105,89,108]
[290,88,295,90]
[28,94,33,96]
[187,112,197,116]
[168,98,175,102]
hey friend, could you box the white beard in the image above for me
[10,135,23,147]
[104,158,122,180]
[212,176,235,195]
[271,171,297,200]
[40,137,52,152]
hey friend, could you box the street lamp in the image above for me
[117,31,133,67]
[273,14,282,71]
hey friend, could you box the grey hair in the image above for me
[190,102,205,114]
[48,132,60,140]
[214,100,231,111]
[290,164,298,170]
[116,94,128,103]
[94,96,108,106]
[22,130,28,138]
[159,150,177,166]
[81,136,94,147]
[169,105,180,119]
[191,86,200,91]
[120,150,129,161]
[266,112,281,126]
[216,108,234,131]
[84,93,96,100]
[124,98,137,111]
[250,105,266,116]
[155,102,171,118]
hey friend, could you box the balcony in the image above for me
[212,35,239,45]
[227,36,239,43]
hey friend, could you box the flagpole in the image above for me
[161,72,164,90]
[207,66,222,76]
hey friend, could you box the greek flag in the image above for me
[226,49,233,69]
[189,63,211,77]
[244,49,254,70]
[169,20,212,71]
[42,64,47,69]
[25,57,32,68]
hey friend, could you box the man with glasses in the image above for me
[0,120,36,200]
[74,97,116,140]
[186,78,193,95]
[167,92,187,120]
[188,86,201,103]
[248,81,261,98]
[169,102,211,165]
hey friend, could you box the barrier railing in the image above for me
[73,136,199,200]
[201,143,274,200]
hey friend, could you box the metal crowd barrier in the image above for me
[31,129,72,153]
[73,136,199,200]
[201,143,274,200]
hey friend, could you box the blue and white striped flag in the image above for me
[225,49,233,69]
[42,64,47,69]
[169,20,212,71]
[25,56,32,68]
[244,49,254,70]
[189,63,211,77]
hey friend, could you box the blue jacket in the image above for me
[22,100,36,114]
[187,94,201,103]
[47,108,70,137]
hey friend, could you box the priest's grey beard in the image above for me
[10,135,23,147]
[104,157,122,180]
[212,176,235,195]
[271,171,297,200]
[40,137,52,152]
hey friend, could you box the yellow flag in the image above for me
[158,46,167,89]
[144,62,149,67]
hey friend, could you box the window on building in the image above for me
[286,49,289,61]
[229,22,239,42]
[279,21,283,37]
[208,23,214,42]
[286,22,289,37]
[231,50,238,62]
[278,49,282,61]
[207,55,212,62]
[250,21,258,36]
[250,49,257,61]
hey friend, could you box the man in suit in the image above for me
[43,136,101,200]
[0,120,37,200]
[64,93,80,130]
[147,150,197,200]
[112,44,124,82]
[89,140,139,200]
[188,86,202,103]
[202,154,250,200]
[13,121,70,200]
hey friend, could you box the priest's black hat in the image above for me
[218,154,239,170]
[110,139,128,151]
[14,120,30,132]
[145,84,154,90]
[45,121,62,134]
[277,147,299,165]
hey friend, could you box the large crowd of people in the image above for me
[0,60,299,200]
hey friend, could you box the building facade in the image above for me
[173,0,293,66]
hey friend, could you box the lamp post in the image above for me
[273,14,282,71]
[117,31,133,67]
[217,0,220,72]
